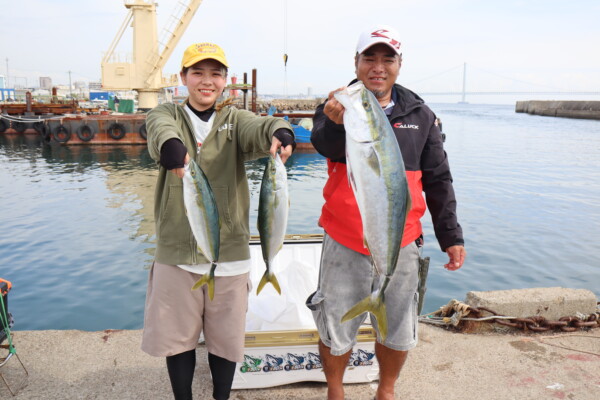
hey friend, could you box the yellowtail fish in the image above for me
[256,153,289,295]
[334,81,411,340]
[182,159,220,300]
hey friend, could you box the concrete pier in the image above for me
[466,287,598,320]
[1,288,598,399]
[515,100,600,120]
[2,326,599,399]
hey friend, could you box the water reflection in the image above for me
[0,141,162,330]
[40,143,155,172]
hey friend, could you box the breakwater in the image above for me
[515,100,600,120]
[230,98,324,113]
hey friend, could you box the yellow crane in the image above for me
[101,0,203,110]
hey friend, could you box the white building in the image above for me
[40,76,52,90]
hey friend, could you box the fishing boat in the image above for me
[289,119,312,149]
[265,105,314,150]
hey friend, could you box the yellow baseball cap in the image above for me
[181,42,229,70]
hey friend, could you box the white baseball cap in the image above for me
[356,25,402,56]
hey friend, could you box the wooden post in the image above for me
[252,69,257,114]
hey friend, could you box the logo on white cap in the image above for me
[356,25,402,55]
[371,29,401,50]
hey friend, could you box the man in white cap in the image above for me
[307,26,466,399]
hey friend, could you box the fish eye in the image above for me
[363,101,370,110]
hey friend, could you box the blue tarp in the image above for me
[89,91,113,101]
[292,125,311,143]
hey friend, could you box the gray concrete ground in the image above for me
[1,324,599,400]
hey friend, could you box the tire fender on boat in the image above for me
[13,121,27,133]
[0,119,7,133]
[33,122,50,141]
[107,122,126,140]
[52,124,71,143]
[139,123,147,140]
[76,125,95,142]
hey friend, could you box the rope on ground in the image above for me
[419,299,479,326]
[419,299,600,333]
[535,334,600,356]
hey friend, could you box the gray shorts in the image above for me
[306,233,420,355]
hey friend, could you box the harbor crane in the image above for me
[101,0,203,110]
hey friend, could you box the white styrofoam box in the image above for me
[232,237,380,389]
[247,237,323,332]
[232,327,379,390]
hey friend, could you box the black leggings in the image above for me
[166,350,237,400]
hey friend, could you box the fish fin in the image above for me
[191,274,209,291]
[207,262,217,300]
[256,270,282,295]
[365,147,381,177]
[191,262,217,301]
[341,295,388,341]
[270,273,282,295]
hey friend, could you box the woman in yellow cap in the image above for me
[142,42,295,400]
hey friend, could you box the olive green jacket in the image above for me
[146,102,292,265]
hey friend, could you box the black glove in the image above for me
[160,138,188,170]
[273,128,296,151]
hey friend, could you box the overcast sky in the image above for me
[2,0,599,103]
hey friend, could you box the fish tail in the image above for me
[191,262,217,300]
[341,294,388,341]
[256,270,282,295]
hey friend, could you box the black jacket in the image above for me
[311,81,464,251]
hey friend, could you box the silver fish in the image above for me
[334,81,412,340]
[256,153,289,295]
[182,159,220,300]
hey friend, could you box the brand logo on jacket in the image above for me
[218,123,233,132]
[393,122,419,130]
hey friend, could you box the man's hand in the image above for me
[270,137,293,163]
[324,88,346,125]
[170,153,190,179]
[444,245,466,271]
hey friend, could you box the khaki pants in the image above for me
[141,262,250,362]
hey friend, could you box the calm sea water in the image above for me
[1,103,599,331]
